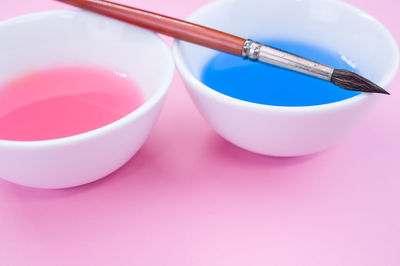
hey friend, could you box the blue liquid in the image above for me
[201,39,361,106]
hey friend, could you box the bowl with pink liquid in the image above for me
[0,10,174,188]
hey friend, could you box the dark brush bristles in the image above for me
[331,69,389,95]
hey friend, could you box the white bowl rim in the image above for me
[0,9,175,148]
[173,0,399,114]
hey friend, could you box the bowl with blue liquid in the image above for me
[173,0,399,156]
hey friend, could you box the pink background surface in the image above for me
[0,0,399,265]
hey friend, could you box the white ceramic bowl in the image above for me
[173,0,399,157]
[0,10,174,188]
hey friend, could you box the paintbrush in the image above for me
[56,0,389,95]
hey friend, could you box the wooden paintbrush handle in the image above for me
[57,0,246,56]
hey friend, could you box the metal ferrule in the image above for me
[242,39,334,81]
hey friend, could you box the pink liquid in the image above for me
[0,65,144,141]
